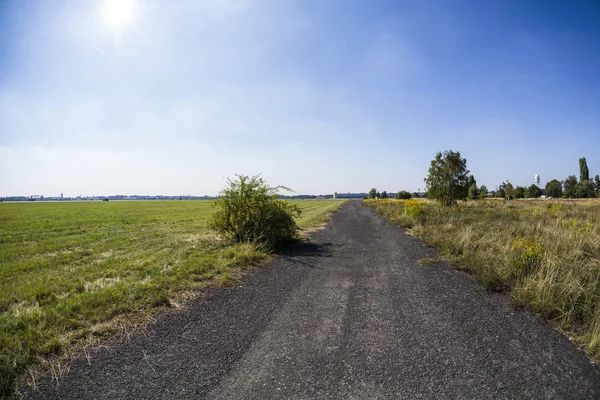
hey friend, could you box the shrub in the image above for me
[396,190,412,200]
[209,175,301,250]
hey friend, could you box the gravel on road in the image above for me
[26,201,600,399]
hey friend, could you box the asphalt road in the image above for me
[27,201,600,399]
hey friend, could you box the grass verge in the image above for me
[364,198,600,364]
[295,199,348,230]
[0,199,345,396]
[418,257,438,266]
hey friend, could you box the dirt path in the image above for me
[27,201,600,399]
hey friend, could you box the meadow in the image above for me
[0,199,345,395]
[365,198,600,364]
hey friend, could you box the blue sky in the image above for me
[1,0,599,196]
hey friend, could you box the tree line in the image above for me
[372,151,600,206]
[425,151,600,205]
[494,157,598,200]
[368,188,413,200]
[368,150,600,205]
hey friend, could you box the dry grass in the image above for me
[365,198,600,363]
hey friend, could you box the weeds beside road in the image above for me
[0,199,345,396]
[365,198,600,365]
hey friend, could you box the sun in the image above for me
[100,0,136,27]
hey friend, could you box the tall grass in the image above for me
[365,198,600,363]
[0,199,345,396]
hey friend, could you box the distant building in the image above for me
[334,192,368,199]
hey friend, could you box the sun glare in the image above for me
[100,0,135,27]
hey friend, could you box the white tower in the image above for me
[534,174,540,187]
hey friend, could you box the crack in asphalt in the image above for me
[26,201,600,399]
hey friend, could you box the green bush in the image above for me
[209,175,301,250]
[396,190,412,200]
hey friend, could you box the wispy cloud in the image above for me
[94,47,108,57]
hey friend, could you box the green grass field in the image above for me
[0,199,346,395]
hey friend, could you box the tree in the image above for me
[424,150,469,206]
[579,157,590,182]
[527,184,541,198]
[478,185,488,199]
[499,181,514,200]
[506,183,514,199]
[381,191,388,199]
[595,175,600,197]
[468,184,479,200]
[545,179,562,198]
[396,190,412,200]
[466,175,478,200]
[513,186,525,199]
[368,188,377,199]
[495,186,505,199]
[563,175,578,198]
[467,175,477,189]
[376,191,381,198]
[209,174,301,250]
[575,180,595,198]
